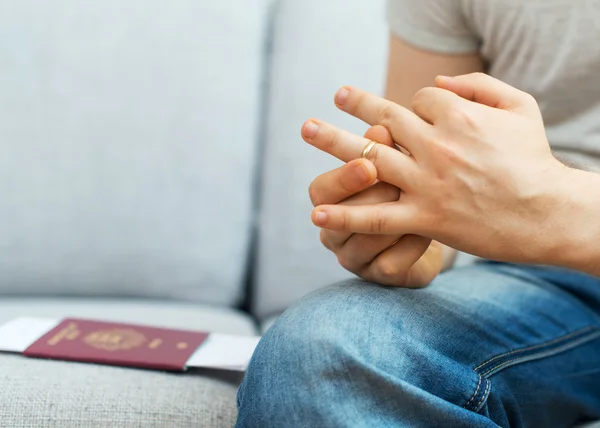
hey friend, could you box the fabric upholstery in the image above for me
[260,314,279,334]
[253,0,389,319]
[0,354,241,427]
[0,299,256,427]
[0,298,258,336]
[0,0,270,306]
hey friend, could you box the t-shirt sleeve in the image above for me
[386,0,479,54]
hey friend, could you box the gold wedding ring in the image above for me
[361,140,377,159]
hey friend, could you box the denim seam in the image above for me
[480,329,600,378]
[463,326,600,414]
[473,326,597,371]
[473,378,491,413]
[463,374,483,410]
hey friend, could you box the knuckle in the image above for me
[411,91,424,111]
[323,128,339,153]
[406,274,431,289]
[319,229,332,250]
[447,105,477,128]
[359,271,377,284]
[308,182,323,206]
[339,210,350,231]
[411,87,434,109]
[378,104,397,124]
[374,257,401,280]
[337,167,355,194]
[370,208,387,233]
[434,141,461,166]
[521,92,538,107]
[336,253,355,273]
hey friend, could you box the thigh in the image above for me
[240,262,600,427]
[307,263,600,425]
[424,262,600,426]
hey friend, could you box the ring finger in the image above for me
[302,119,416,191]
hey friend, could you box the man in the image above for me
[236,0,600,426]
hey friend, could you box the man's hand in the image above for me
[304,73,571,265]
[307,124,442,288]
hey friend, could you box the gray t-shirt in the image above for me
[387,0,600,172]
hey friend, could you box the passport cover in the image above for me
[23,318,210,371]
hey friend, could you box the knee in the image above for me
[247,280,411,373]
[237,282,378,422]
[236,280,449,425]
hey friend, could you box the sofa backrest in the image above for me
[0,0,270,306]
[253,0,390,319]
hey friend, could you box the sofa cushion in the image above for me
[260,314,279,334]
[0,298,257,336]
[0,298,256,427]
[254,0,389,319]
[0,0,270,306]
[0,354,240,427]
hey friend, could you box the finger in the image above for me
[320,182,401,249]
[364,123,411,157]
[312,203,418,235]
[334,86,431,156]
[302,119,416,190]
[363,124,395,148]
[435,73,537,114]
[308,159,377,206]
[343,181,400,205]
[336,233,401,270]
[411,86,468,125]
[362,235,433,287]
[318,125,398,252]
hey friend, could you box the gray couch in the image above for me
[0,1,598,427]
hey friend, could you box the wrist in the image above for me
[536,166,600,273]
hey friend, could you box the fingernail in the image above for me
[314,211,328,226]
[335,88,349,106]
[303,120,319,138]
[352,161,371,183]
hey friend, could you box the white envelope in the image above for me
[0,317,260,372]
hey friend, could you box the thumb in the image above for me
[435,72,537,115]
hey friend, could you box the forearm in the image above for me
[541,167,600,276]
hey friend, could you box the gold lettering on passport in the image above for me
[48,323,80,346]
[176,342,188,350]
[84,329,146,352]
[148,338,163,349]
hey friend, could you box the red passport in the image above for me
[23,318,210,371]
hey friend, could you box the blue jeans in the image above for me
[236,262,600,427]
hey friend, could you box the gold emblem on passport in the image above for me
[83,329,147,351]
[47,323,80,346]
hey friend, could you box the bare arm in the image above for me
[546,167,600,276]
[384,34,484,269]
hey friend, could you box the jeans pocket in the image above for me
[464,326,600,412]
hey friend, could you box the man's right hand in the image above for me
[307,124,443,288]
